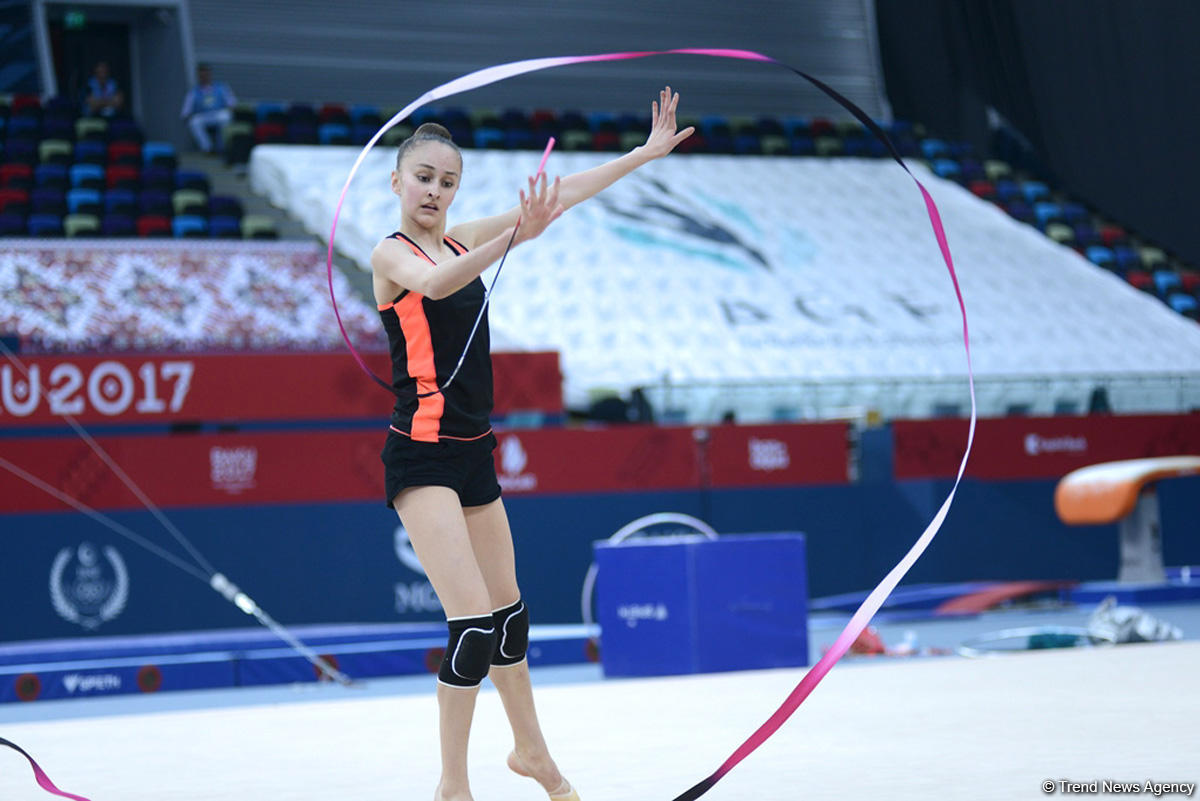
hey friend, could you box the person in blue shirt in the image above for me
[83,61,124,118]
[180,63,236,154]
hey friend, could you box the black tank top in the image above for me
[377,233,493,442]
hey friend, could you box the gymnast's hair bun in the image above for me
[413,122,453,142]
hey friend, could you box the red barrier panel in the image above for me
[0,351,562,426]
[706,423,850,486]
[893,414,1200,480]
[0,422,850,513]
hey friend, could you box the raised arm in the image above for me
[374,174,563,301]
[448,87,693,249]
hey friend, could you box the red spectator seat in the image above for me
[254,122,287,144]
[106,165,140,191]
[319,103,349,124]
[1,163,33,189]
[592,130,620,151]
[809,118,835,136]
[968,179,995,199]
[1180,271,1200,293]
[1125,270,1153,291]
[1099,224,1127,247]
[0,188,31,215]
[108,142,142,166]
[136,215,172,238]
[11,94,42,115]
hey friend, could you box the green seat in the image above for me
[1138,246,1166,268]
[619,131,645,151]
[836,120,863,137]
[815,136,843,157]
[241,214,278,239]
[1045,222,1074,244]
[64,213,101,238]
[75,117,108,142]
[761,134,789,156]
[560,129,593,151]
[223,121,253,145]
[172,189,208,216]
[381,122,414,147]
[984,159,1012,181]
[39,139,73,164]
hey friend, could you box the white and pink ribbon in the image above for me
[326,47,975,801]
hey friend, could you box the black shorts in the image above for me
[381,429,501,509]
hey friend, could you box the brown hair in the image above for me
[395,122,461,170]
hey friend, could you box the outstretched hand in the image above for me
[514,172,564,244]
[639,86,695,159]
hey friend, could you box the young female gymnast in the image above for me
[372,87,693,801]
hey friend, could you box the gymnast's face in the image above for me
[393,142,462,225]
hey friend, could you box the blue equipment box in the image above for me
[594,533,808,677]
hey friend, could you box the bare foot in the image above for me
[507,749,573,797]
[434,780,473,801]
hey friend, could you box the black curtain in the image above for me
[876,0,1200,268]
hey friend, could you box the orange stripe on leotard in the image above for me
[379,234,469,442]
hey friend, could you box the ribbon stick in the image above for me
[0,738,92,801]
[325,49,975,800]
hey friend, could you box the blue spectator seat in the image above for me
[1005,200,1035,224]
[35,164,67,189]
[0,213,26,235]
[104,189,137,215]
[789,135,816,156]
[1168,293,1198,317]
[141,166,174,192]
[351,124,379,145]
[138,190,171,216]
[31,188,65,215]
[350,104,382,126]
[172,215,208,238]
[70,163,105,190]
[175,170,210,193]
[1072,225,1100,248]
[959,158,985,181]
[43,117,74,141]
[932,159,960,179]
[73,140,107,165]
[101,213,135,237]
[27,213,63,237]
[7,116,40,138]
[209,215,241,238]
[108,118,141,142]
[287,122,318,144]
[920,139,949,159]
[512,129,541,150]
[1086,246,1115,269]
[1034,201,1062,227]
[5,139,38,164]
[1154,270,1182,296]
[208,195,243,218]
[994,179,1020,203]
[1021,180,1049,202]
[67,188,102,215]
[1061,202,1089,224]
[287,103,317,124]
[318,123,351,145]
[473,127,505,148]
[142,142,178,169]
[1113,246,1141,273]
[256,102,288,124]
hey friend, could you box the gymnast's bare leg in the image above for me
[464,497,577,798]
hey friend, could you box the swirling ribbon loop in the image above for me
[320,47,977,801]
[1,737,92,801]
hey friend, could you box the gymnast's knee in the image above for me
[438,615,497,688]
[491,599,529,667]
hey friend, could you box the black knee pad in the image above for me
[438,615,496,688]
[491,599,529,666]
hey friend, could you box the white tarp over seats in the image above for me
[250,145,1200,417]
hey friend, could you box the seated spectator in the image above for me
[181,63,236,154]
[83,61,124,118]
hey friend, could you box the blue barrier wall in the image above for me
[3,475,1197,643]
